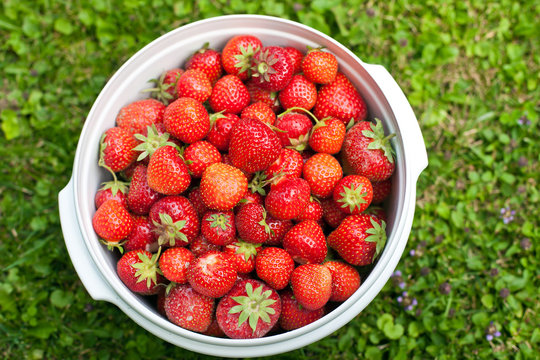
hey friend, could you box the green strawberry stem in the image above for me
[277,106,319,123]
[229,282,277,333]
[133,124,176,161]
[141,72,174,103]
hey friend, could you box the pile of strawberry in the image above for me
[92,35,396,339]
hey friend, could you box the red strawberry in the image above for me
[228,118,281,174]
[224,240,262,274]
[371,178,392,204]
[209,75,250,114]
[163,97,210,143]
[327,214,387,266]
[99,127,138,173]
[203,318,226,337]
[92,199,133,243]
[175,69,212,103]
[301,48,338,85]
[147,145,191,195]
[282,220,327,264]
[190,234,222,257]
[290,263,332,311]
[126,164,163,215]
[303,153,343,199]
[149,195,200,247]
[164,283,215,333]
[323,261,361,302]
[295,196,323,222]
[221,35,262,80]
[246,79,280,112]
[364,205,388,223]
[263,148,303,187]
[279,288,324,331]
[278,75,317,111]
[95,180,128,209]
[117,249,163,295]
[250,46,294,92]
[185,44,223,85]
[124,215,158,252]
[183,140,222,178]
[159,247,194,284]
[308,117,346,154]
[200,163,248,211]
[216,279,281,339]
[234,189,263,213]
[274,112,313,150]
[284,46,304,74]
[201,210,236,246]
[206,112,240,152]
[255,247,295,290]
[188,187,208,219]
[320,198,347,228]
[144,68,184,104]
[265,177,311,220]
[313,73,367,124]
[116,99,166,134]
[332,175,373,215]
[187,251,237,298]
[235,203,272,244]
[240,101,276,125]
[265,217,293,246]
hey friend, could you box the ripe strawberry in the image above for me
[164,283,215,333]
[159,247,194,284]
[147,145,191,195]
[274,112,313,150]
[126,164,163,215]
[124,215,158,252]
[132,123,179,162]
[175,69,212,103]
[216,279,281,339]
[117,249,163,295]
[203,318,226,338]
[333,175,373,215]
[255,247,295,290]
[200,163,248,211]
[327,214,387,266]
[246,79,280,112]
[99,127,138,173]
[149,195,200,247]
[234,189,263,213]
[183,140,222,178]
[144,68,184,104]
[278,75,317,111]
[263,148,303,188]
[295,196,323,222]
[221,35,262,80]
[163,97,210,143]
[282,220,327,264]
[187,250,237,298]
[250,46,294,92]
[364,205,388,223]
[116,99,166,134]
[235,203,272,244]
[284,46,304,74]
[206,112,240,152]
[190,234,222,257]
[371,178,392,204]
[92,199,133,242]
[228,118,281,174]
[209,75,250,114]
[302,153,343,199]
[187,187,208,219]
[201,210,236,246]
[94,180,128,209]
[224,240,262,274]
[240,101,276,125]
[313,73,367,124]
[185,44,223,85]
[320,198,347,228]
[265,217,293,246]
[290,263,332,311]
[308,117,346,154]
[265,177,311,220]
[279,288,324,331]
[323,261,361,302]
[301,48,338,85]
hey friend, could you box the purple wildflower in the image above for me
[486,334,493,341]
[517,115,531,125]
[494,331,501,337]
[392,270,402,277]
[409,249,416,256]
[499,207,515,224]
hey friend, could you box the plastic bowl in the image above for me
[58,14,427,358]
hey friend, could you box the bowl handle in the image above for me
[59,177,119,304]
[361,63,428,179]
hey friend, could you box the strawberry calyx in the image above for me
[141,72,175,104]
[362,119,396,164]
[206,213,231,231]
[99,238,125,253]
[249,171,285,195]
[364,217,387,258]
[98,179,129,197]
[232,240,262,262]
[209,110,227,128]
[251,49,278,83]
[152,213,188,246]
[336,184,369,213]
[229,282,277,333]
[133,124,176,161]
[131,249,163,289]
[234,44,259,75]
[257,207,273,237]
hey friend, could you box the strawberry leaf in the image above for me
[362,119,396,164]
[365,217,387,257]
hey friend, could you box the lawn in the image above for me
[0,0,538,359]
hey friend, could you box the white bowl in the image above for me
[58,14,427,358]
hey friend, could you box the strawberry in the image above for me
[295,196,323,222]
[115,99,166,134]
[240,101,276,125]
[308,116,346,154]
[320,198,347,228]
[224,240,262,274]
[282,220,327,264]
[124,215,158,253]
[265,217,293,246]
[159,247,194,284]
[185,43,223,85]
[302,153,343,199]
[92,199,133,243]
[206,112,240,152]
[234,189,263,213]
[187,187,208,219]
[117,249,163,295]
[163,97,210,143]
[283,46,304,75]
[235,203,272,244]
[94,180,128,209]
[209,75,250,114]
[200,163,248,211]
[144,68,184,104]
[147,145,191,195]
[290,263,332,311]
[323,261,361,302]
[332,175,373,215]
[279,288,324,331]
[99,127,138,173]
[313,73,367,124]
[175,69,212,103]
[250,46,294,92]
[278,74,317,111]
[221,35,262,80]
[228,118,281,174]
[164,283,215,333]
[327,214,387,266]
[203,318,226,338]
[132,123,179,162]
[216,279,281,339]
[246,79,280,112]
[201,210,236,246]
[364,205,388,223]
[187,250,237,298]
[190,234,222,257]
[371,178,392,204]
[263,148,303,188]
[301,48,338,85]
[265,177,311,220]
[273,112,313,150]
[343,119,396,182]
[126,164,163,215]
[149,195,200,247]
[255,247,295,290]
[183,140,222,178]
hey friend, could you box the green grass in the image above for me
[1,0,538,359]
